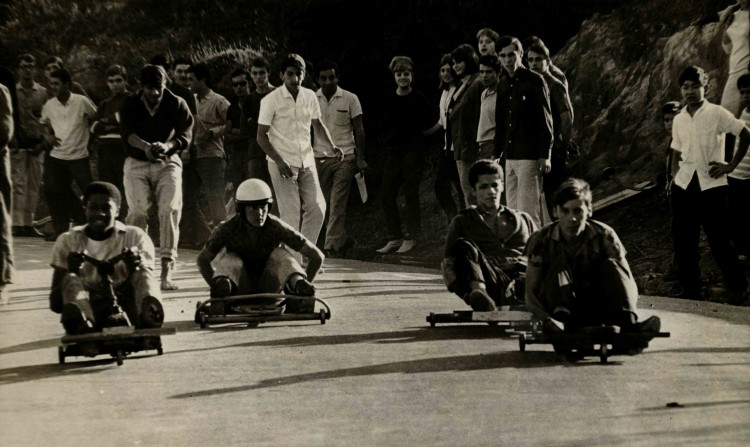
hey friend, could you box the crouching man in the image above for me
[442,159,538,311]
[524,178,661,334]
[196,179,323,314]
[49,182,164,334]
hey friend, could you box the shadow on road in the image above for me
[0,358,119,385]
[169,350,562,399]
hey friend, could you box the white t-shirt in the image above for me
[258,85,320,168]
[41,93,97,160]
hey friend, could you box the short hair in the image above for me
[554,178,592,208]
[316,60,339,78]
[172,57,193,68]
[389,56,414,73]
[451,44,480,75]
[83,181,122,208]
[527,42,551,61]
[497,36,523,55]
[678,65,708,87]
[43,56,63,68]
[468,159,504,189]
[476,28,500,43]
[140,64,166,87]
[188,62,211,84]
[230,67,249,79]
[661,101,681,115]
[250,56,270,70]
[149,54,170,70]
[738,73,750,89]
[17,53,36,67]
[280,54,305,74]
[49,68,71,85]
[105,64,127,78]
[478,54,500,73]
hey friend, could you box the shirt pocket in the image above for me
[333,109,350,127]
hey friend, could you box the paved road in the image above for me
[1,238,749,446]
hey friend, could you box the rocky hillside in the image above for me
[555,0,730,198]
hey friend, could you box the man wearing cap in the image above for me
[256,54,341,250]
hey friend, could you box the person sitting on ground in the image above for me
[524,178,661,334]
[49,181,164,334]
[196,178,324,315]
[442,159,538,311]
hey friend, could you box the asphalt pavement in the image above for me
[1,237,749,446]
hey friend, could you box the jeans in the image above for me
[455,159,476,206]
[247,157,277,215]
[268,160,326,246]
[671,176,747,299]
[434,151,465,222]
[43,155,91,235]
[10,149,43,226]
[381,151,423,240]
[123,157,182,260]
[450,238,523,306]
[315,154,357,251]
[194,157,227,226]
[505,159,543,226]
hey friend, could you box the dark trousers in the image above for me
[96,139,128,218]
[671,176,747,299]
[451,238,522,306]
[44,155,91,235]
[543,152,568,218]
[434,151,465,222]
[728,176,750,257]
[0,146,13,286]
[179,162,211,248]
[381,150,424,240]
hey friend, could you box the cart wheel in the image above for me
[319,309,326,325]
[247,321,259,328]
[115,349,124,366]
[58,346,66,364]
[599,344,609,364]
[199,312,207,329]
[519,334,526,352]
[157,346,163,355]
[428,312,436,328]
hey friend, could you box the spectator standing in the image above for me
[90,64,132,218]
[476,28,500,57]
[313,60,367,257]
[242,57,276,189]
[40,68,97,239]
[119,65,193,291]
[0,73,15,305]
[188,63,230,228]
[42,56,88,98]
[494,35,553,227]
[669,65,749,304]
[720,0,750,117]
[728,74,750,261]
[431,53,465,223]
[11,54,47,237]
[224,67,252,210]
[448,44,484,205]
[476,54,501,160]
[527,41,574,217]
[376,56,434,255]
[256,54,339,251]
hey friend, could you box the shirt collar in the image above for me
[316,87,342,100]
[70,220,129,234]
[141,92,162,116]
[196,88,214,102]
[549,220,597,243]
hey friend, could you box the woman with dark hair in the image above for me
[428,54,465,223]
[721,0,750,117]
[447,44,484,205]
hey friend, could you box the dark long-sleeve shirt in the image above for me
[383,89,434,153]
[448,73,484,161]
[119,89,193,162]
[92,90,132,139]
[494,67,553,160]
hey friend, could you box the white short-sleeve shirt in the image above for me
[41,93,97,160]
[313,87,363,156]
[258,85,320,168]
[671,100,745,190]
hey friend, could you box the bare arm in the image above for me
[708,126,750,177]
[524,257,550,320]
[312,118,342,158]
[256,123,293,178]
[299,241,324,282]
[49,267,67,313]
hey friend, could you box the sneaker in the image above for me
[210,276,233,298]
[467,289,496,312]
[376,239,403,254]
[61,303,94,335]
[292,278,316,296]
[138,296,164,328]
[395,239,417,254]
[626,315,661,333]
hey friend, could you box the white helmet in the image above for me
[236,179,273,205]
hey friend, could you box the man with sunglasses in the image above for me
[224,67,252,208]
